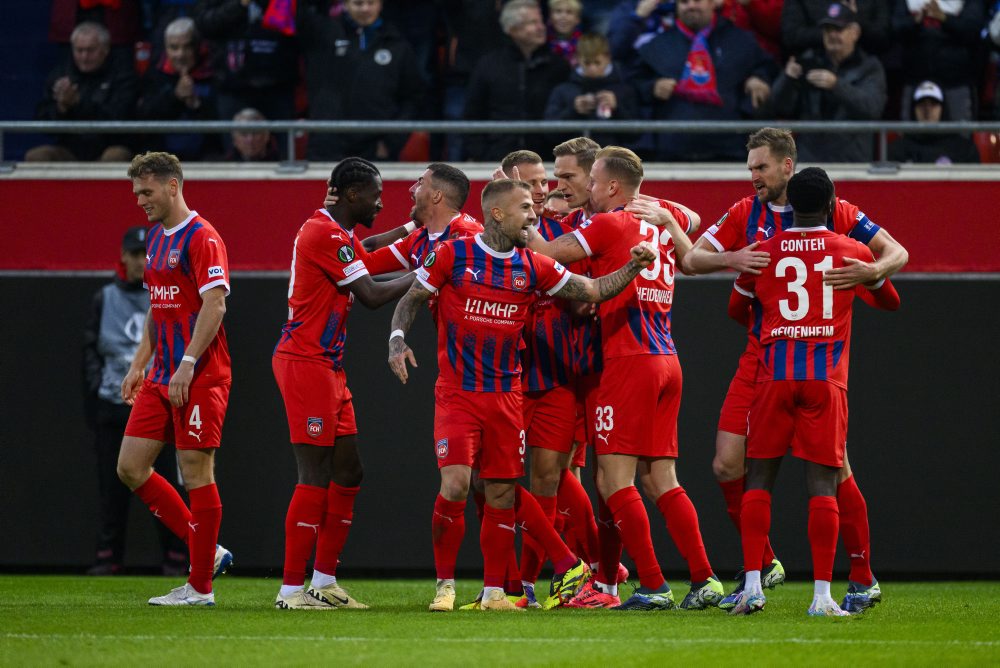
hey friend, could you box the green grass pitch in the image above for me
[2,576,998,666]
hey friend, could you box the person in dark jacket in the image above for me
[28,22,137,162]
[463,0,572,161]
[82,227,187,576]
[296,0,425,161]
[888,80,980,164]
[782,0,891,56]
[633,0,775,161]
[769,2,886,162]
[136,17,219,160]
[607,0,677,72]
[545,33,640,148]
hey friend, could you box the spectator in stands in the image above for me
[28,22,137,162]
[888,80,980,164]
[891,0,986,122]
[545,33,640,148]
[548,0,584,66]
[718,0,785,61]
[136,17,219,161]
[463,0,572,161]
[295,0,425,161]
[768,2,886,162]
[782,0,890,56]
[225,107,281,161]
[633,0,775,161]
[141,0,199,62]
[49,0,141,66]
[607,0,677,72]
[193,0,299,135]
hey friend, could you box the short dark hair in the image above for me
[127,151,183,183]
[481,179,530,221]
[552,136,600,172]
[747,127,797,163]
[427,162,471,210]
[501,150,543,174]
[786,167,834,215]
[329,157,381,193]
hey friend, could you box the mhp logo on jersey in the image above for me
[208,265,224,278]
[168,249,181,268]
[307,417,324,438]
[435,438,449,459]
[512,271,527,290]
[337,245,355,263]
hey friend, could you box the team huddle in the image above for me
[116,127,907,616]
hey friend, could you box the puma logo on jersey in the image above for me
[464,267,481,280]
[597,434,610,445]
[497,523,517,533]
[188,430,202,442]
[188,521,199,532]
[296,522,320,534]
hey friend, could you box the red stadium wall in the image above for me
[1,178,997,272]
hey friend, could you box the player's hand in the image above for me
[726,241,770,274]
[324,186,339,209]
[626,198,676,229]
[121,368,145,405]
[168,361,194,407]
[824,256,879,289]
[630,241,657,268]
[492,164,520,181]
[388,338,417,384]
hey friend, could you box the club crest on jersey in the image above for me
[424,251,437,268]
[307,417,324,438]
[337,245,355,263]
[435,438,449,459]
[512,271,527,290]
[168,248,181,268]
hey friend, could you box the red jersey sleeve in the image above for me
[571,212,622,257]
[701,199,752,252]
[188,225,231,296]
[365,241,410,275]
[415,242,455,293]
[729,274,756,326]
[655,199,693,234]
[530,251,571,295]
[308,227,370,286]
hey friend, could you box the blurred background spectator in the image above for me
[608,0,677,71]
[49,0,141,67]
[463,0,571,161]
[782,0,890,56]
[28,21,137,162]
[888,80,981,163]
[718,0,785,62]
[768,2,886,162]
[135,16,219,160]
[225,107,281,160]
[548,0,584,65]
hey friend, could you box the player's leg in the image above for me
[429,464,471,611]
[150,445,188,575]
[837,450,880,611]
[805,461,848,616]
[520,445,569,594]
[479,478,522,611]
[730,455,782,615]
[176,447,220,594]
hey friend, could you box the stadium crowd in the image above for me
[23,0,1000,164]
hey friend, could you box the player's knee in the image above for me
[531,469,562,497]
[332,464,363,489]
[712,454,743,482]
[440,478,469,501]
[116,461,146,490]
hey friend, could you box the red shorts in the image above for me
[593,354,681,458]
[523,384,576,454]
[125,378,230,449]
[717,344,759,436]
[272,356,358,445]
[572,373,601,468]
[434,385,524,480]
[747,380,848,468]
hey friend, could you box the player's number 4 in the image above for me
[189,404,202,430]
[777,256,833,321]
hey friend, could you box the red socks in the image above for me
[187,483,222,595]
[808,495,839,583]
[838,475,873,586]
[282,484,327,586]
[720,476,776,564]
[606,486,664,591]
[557,469,600,565]
[518,492,556,584]
[314,482,359,576]
[595,494,622,586]
[740,489,771,574]
[135,472,192,543]
[432,495,466,580]
[656,487,713,583]
[481,505,516,588]
[515,485,576,574]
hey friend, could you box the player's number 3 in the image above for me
[777,256,833,321]
[638,221,676,285]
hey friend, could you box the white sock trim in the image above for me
[310,570,337,589]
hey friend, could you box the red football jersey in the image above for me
[736,226,879,390]
[273,209,371,369]
[571,201,691,359]
[416,234,570,393]
[144,212,231,387]
[364,213,483,275]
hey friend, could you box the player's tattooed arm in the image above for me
[526,228,588,264]
[388,282,433,384]
[554,242,656,303]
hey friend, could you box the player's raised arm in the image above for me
[626,198,695,273]
[634,193,702,232]
[824,228,909,290]
[525,224,589,264]
[683,235,770,275]
[347,272,416,309]
[554,241,656,303]
[387,282,434,384]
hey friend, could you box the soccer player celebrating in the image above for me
[118,152,233,606]
[526,146,723,611]
[727,167,900,616]
[683,128,908,612]
[272,158,417,610]
[387,179,656,611]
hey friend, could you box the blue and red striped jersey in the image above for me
[364,213,483,274]
[144,212,231,386]
[562,208,603,377]
[521,215,576,392]
[417,234,570,393]
[273,209,371,370]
